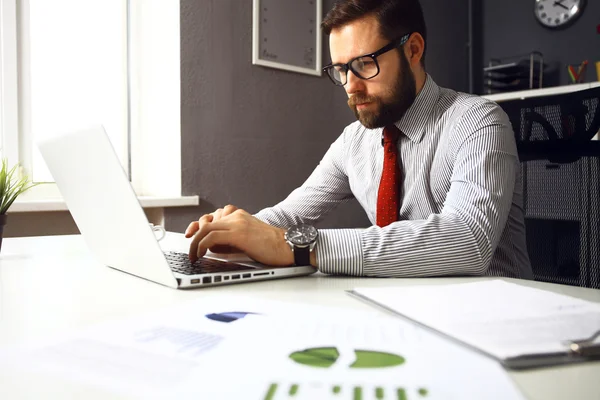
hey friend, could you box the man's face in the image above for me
[329,15,416,129]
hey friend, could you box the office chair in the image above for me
[499,86,600,288]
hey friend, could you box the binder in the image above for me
[348,280,600,370]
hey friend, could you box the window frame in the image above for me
[0,0,20,168]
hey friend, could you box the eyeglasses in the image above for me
[323,33,412,86]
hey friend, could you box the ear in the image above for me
[404,32,425,68]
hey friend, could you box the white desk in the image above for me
[1,234,599,399]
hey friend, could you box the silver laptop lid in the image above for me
[37,125,178,288]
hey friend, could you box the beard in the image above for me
[347,51,417,129]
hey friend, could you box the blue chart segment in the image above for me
[205,311,260,323]
[263,383,429,400]
[134,326,223,356]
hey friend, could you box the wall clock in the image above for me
[534,0,586,29]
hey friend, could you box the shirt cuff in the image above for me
[316,229,364,276]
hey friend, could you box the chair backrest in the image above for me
[501,86,600,162]
[498,86,600,288]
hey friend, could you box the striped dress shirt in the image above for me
[255,75,534,279]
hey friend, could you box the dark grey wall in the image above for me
[166,0,472,232]
[483,0,600,87]
[167,0,368,231]
[420,0,471,93]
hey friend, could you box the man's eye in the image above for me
[353,58,374,70]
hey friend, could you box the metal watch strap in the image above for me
[293,245,311,266]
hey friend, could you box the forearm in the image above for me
[255,129,354,229]
[316,213,488,277]
[315,153,516,277]
[254,189,351,229]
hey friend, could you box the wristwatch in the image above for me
[284,224,318,266]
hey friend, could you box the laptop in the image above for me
[37,125,316,289]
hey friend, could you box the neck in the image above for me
[413,68,427,96]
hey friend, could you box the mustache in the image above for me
[348,94,377,107]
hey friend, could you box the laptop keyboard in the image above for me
[163,251,255,275]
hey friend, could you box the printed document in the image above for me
[351,280,600,362]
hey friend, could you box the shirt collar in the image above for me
[394,74,439,143]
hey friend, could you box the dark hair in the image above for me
[322,0,427,65]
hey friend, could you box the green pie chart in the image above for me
[289,347,405,369]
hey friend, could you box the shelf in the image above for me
[482,82,600,103]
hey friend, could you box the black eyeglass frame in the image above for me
[323,33,412,86]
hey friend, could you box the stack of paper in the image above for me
[350,280,600,369]
[0,295,525,399]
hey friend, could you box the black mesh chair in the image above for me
[499,86,600,288]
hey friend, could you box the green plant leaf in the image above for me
[0,158,40,214]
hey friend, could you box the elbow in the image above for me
[452,214,494,277]
[468,239,493,276]
[471,259,490,276]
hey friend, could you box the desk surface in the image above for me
[1,234,599,399]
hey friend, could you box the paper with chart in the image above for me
[351,280,600,362]
[0,296,399,398]
[184,310,524,400]
[0,295,524,399]
[0,298,260,397]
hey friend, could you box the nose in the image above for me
[345,70,365,95]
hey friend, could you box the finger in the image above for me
[212,208,224,221]
[198,231,235,259]
[184,221,199,238]
[188,214,215,258]
[185,214,214,238]
[222,204,238,217]
[188,219,230,262]
[231,208,250,218]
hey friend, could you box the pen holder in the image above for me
[568,61,588,84]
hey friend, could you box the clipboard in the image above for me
[347,281,600,370]
[502,330,600,369]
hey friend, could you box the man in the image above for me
[185,0,533,279]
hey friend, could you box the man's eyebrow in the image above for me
[330,53,360,65]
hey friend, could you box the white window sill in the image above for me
[8,195,199,213]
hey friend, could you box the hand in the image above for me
[185,205,241,254]
[186,207,294,267]
[553,0,569,10]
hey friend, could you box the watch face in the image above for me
[286,224,318,246]
[534,0,586,29]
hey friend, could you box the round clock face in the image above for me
[534,0,586,29]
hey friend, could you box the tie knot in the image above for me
[381,125,401,146]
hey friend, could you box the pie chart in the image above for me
[205,311,259,323]
[289,347,405,369]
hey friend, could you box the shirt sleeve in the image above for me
[254,129,354,228]
[317,101,518,277]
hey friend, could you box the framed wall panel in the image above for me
[252,0,322,76]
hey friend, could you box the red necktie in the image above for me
[376,125,401,227]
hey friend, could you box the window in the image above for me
[23,0,129,183]
[1,0,182,200]
[0,0,19,166]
